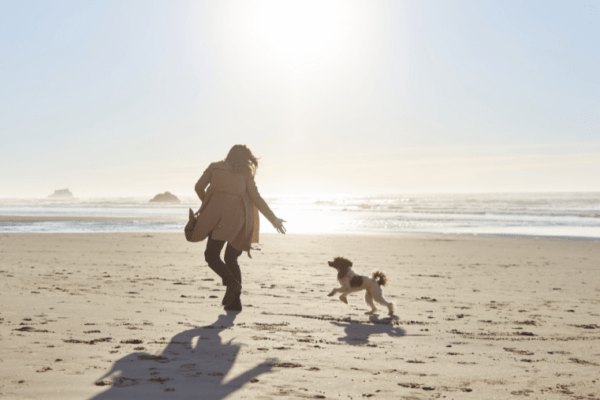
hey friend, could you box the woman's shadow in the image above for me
[90,311,274,400]
[331,316,405,345]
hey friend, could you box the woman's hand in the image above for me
[272,218,287,234]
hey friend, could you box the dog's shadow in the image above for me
[331,316,405,345]
[90,311,274,400]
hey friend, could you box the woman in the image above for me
[192,145,286,312]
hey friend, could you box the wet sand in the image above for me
[0,232,599,399]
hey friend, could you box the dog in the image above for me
[327,256,395,316]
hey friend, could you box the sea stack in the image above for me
[48,189,74,198]
[150,191,180,203]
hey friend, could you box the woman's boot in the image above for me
[222,277,242,306]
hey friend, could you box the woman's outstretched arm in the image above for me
[247,178,286,234]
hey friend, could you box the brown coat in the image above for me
[191,161,277,254]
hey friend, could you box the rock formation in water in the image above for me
[150,191,180,203]
[48,189,74,198]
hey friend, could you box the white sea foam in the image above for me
[1,193,599,238]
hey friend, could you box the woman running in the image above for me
[191,144,286,311]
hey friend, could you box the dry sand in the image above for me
[0,232,599,399]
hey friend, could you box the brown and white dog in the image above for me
[327,257,395,316]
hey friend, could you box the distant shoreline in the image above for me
[0,223,599,241]
[2,192,600,238]
[0,216,184,222]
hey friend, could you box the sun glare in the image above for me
[252,0,342,65]
[216,0,373,73]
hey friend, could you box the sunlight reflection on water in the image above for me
[2,193,600,238]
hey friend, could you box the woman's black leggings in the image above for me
[204,233,243,285]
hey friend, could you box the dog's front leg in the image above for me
[328,287,343,297]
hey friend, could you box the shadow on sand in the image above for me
[90,311,273,400]
[331,316,405,345]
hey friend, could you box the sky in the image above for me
[1,0,599,198]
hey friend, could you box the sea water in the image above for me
[1,193,600,239]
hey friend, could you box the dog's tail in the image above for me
[372,270,388,287]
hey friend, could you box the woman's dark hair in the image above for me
[225,144,259,177]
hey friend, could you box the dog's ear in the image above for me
[328,261,334,267]
[335,257,352,269]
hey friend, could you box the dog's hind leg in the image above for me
[372,289,395,316]
[364,291,377,315]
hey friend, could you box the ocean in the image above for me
[1,193,600,239]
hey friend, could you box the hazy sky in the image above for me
[1,0,599,198]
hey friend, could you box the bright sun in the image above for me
[251,0,342,65]
[217,0,369,70]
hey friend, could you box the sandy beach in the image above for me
[1,232,599,399]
